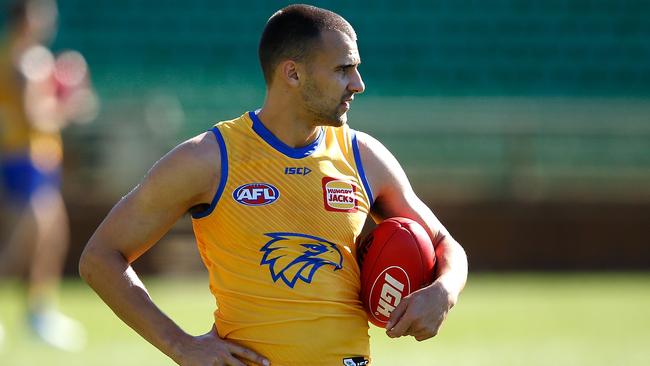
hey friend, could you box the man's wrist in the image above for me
[432,274,461,307]
[164,328,192,364]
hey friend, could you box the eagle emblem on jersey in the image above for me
[260,232,343,288]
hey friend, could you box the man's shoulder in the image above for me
[353,130,385,161]
[352,129,410,200]
[213,112,250,131]
[173,131,221,164]
[152,131,222,187]
[138,131,222,207]
[171,111,250,167]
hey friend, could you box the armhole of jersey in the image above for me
[191,126,228,219]
[350,129,375,207]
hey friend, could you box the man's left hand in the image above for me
[385,281,457,341]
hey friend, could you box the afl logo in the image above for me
[233,183,280,206]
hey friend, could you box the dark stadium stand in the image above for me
[44,0,650,203]
[3,0,649,270]
[52,0,650,95]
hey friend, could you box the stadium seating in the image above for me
[42,0,650,201]
[53,0,650,95]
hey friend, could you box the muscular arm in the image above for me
[79,132,269,366]
[356,131,468,341]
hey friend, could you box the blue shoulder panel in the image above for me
[351,130,374,207]
[192,127,228,219]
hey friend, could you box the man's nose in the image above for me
[349,68,365,94]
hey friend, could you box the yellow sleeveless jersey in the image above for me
[191,111,374,366]
[0,39,62,158]
[0,39,31,154]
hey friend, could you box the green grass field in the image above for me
[1,273,649,366]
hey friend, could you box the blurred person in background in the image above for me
[0,0,97,351]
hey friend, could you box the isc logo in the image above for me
[233,183,279,206]
[284,167,312,176]
[370,267,410,322]
[343,357,370,366]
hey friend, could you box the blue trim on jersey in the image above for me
[248,111,323,159]
[192,127,228,219]
[351,130,374,207]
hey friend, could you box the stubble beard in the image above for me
[300,79,347,128]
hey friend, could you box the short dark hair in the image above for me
[258,4,356,85]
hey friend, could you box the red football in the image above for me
[357,217,436,327]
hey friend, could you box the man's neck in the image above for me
[256,101,321,149]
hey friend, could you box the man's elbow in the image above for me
[79,241,129,285]
[78,243,100,284]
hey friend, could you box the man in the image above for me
[1,0,90,351]
[79,4,467,365]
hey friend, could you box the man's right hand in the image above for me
[79,133,268,365]
[174,326,270,366]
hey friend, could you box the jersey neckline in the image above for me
[248,111,324,159]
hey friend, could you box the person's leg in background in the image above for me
[0,157,85,351]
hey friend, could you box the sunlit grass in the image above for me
[1,273,648,366]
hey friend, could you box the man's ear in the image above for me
[279,60,300,87]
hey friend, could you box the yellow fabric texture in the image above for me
[192,112,372,365]
[0,39,31,154]
[0,39,62,159]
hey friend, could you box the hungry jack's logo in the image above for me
[322,177,358,212]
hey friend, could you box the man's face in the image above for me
[299,30,365,127]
